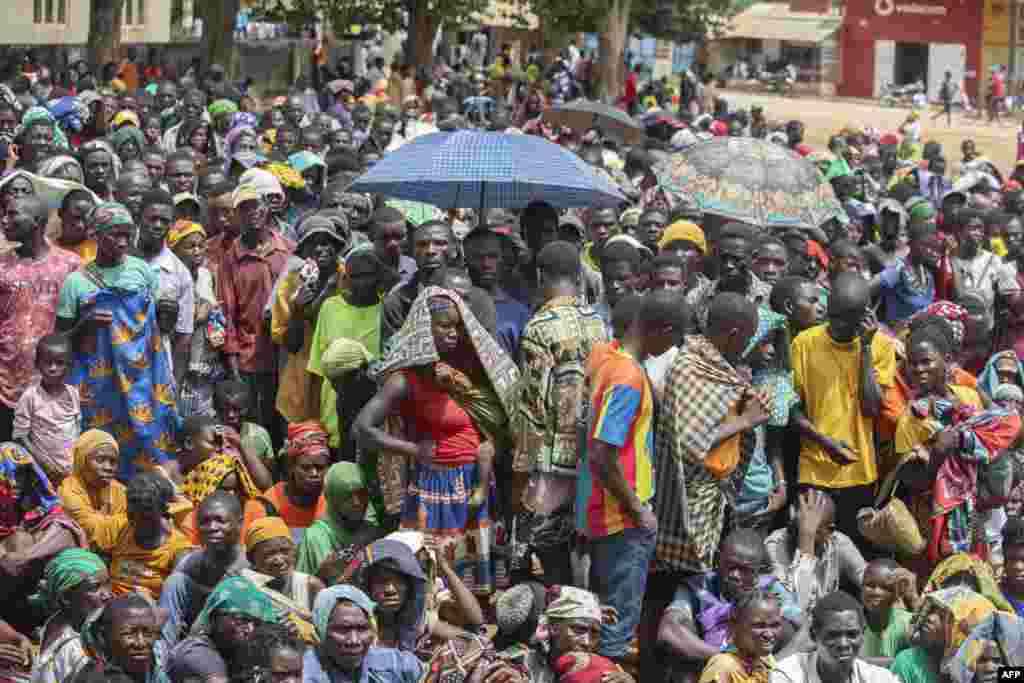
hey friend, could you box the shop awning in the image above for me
[718,3,841,44]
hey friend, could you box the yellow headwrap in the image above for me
[72,429,119,476]
[245,516,292,551]
[111,110,140,129]
[167,220,206,249]
[659,220,707,254]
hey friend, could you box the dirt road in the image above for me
[720,89,1022,173]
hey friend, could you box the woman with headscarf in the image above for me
[76,592,169,683]
[295,462,383,577]
[222,125,264,179]
[36,155,84,184]
[891,587,997,683]
[208,99,238,138]
[108,125,145,162]
[922,553,1013,613]
[243,516,324,616]
[288,150,327,213]
[58,430,126,551]
[31,549,113,683]
[978,350,1024,399]
[305,584,424,682]
[177,119,215,163]
[270,217,346,425]
[355,287,519,595]
[166,575,283,682]
[20,106,69,150]
[242,421,328,545]
[948,611,1024,683]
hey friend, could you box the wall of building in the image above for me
[840,0,982,98]
[0,0,89,45]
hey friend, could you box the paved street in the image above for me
[719,89,1022,173]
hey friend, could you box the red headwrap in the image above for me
[879,133,900,146]
[285,421,330,460]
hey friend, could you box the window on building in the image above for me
[34,0,66,24]
[124,0,146,26]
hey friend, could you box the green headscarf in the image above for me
[208,99,239,120]
[109,125,146,156]
[191,575,280,637]
[33,548,107,614]
[21,106,70,149]
[312,585,376,642]
[295,462,368,575]
[89,201,134,233]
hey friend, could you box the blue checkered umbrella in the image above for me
[348,130,625,209]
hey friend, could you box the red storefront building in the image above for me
[839,0,982,100]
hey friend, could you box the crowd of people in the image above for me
[3,48,1024,683]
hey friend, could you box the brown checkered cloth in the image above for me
[654,335,752,574]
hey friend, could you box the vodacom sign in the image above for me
[874,0,948,16]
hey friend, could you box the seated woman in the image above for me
[228,622,305,683]
[947,612,1024,683]
[657,529,803,683]
[343,536,485,655]
[698,590,783,683]
[355,287,519,596]
[0,442,84,638]
[243,516,324,613]
[764,489,866,614]
[31,549,114,683]
[891,587,997,683]
[295,461,383,578]
[58,430,125,553]
[242,421,328,545]
[76,592,169,683]
[93,472,194,599]
[166,575,285,683]
[304,585,423,683]
[922,553,1012,612]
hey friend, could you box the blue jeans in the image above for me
[588,524,656,659]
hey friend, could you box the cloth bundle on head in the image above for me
[167,220,205,249]
[923,553,1013,612]
[232,183,262,208]
[313,585,376,642]
[89,201,134,233]
[33,548,107,614]
[544,586,602,623]
[239,168,285,199]
[321,338,372,381]
[37,154,82,181]
[245,516,291,552]
[284,421,330,460]
[659,220,706,253]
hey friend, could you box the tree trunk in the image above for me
[198,0,240,77]
[406,0,436,71]
[88,0,123,68]
[598,0,631,101]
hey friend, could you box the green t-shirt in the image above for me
[240,421,277,479]
[863,607,912,658]
[56,256,158,320]
[306,295,382,449]
[890,647,939,683]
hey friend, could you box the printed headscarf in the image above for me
[265,162,306,191]
[72,429,118,477]
[313,585,376,641]
[948,612,1024,683]
[239,167,285,199]
[111,110,141,129]
[208,99,239,120]
[35,548,107,614]
[913,301,969,348]
[21,106,69,149]
[0,442,62,538]
[225,124,257,155]
[371,286,520,445]
[923,553,1013,613]
[190,575,280,637]
[181,452,261,507]
[79,590,165,676]
[913,586,997,664]
[283,421,330,461]
[89,201,134,233]
[321,338,373,381]
[36,154,82,181]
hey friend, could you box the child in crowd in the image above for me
[214,379,278,480]
[12,333,80,485]
[861,558,919,667]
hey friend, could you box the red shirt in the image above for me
[625,72,638,102]
[218,230,294,373]
[401,369,482,465]
[993,73,1006,98]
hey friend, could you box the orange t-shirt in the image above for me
[242,482,326,545]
